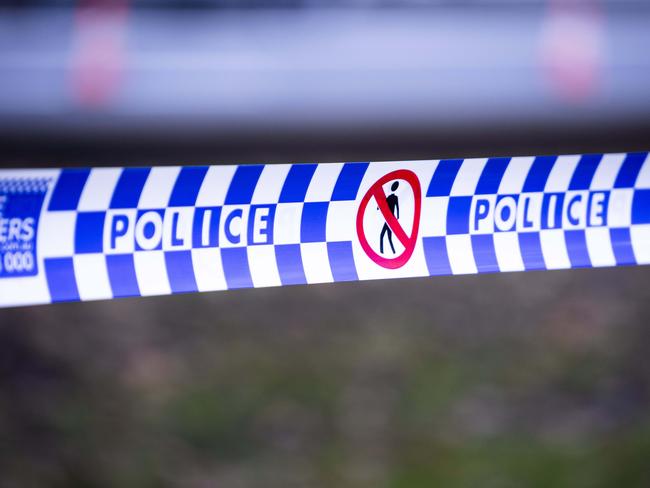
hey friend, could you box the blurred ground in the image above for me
[2,266,650,487]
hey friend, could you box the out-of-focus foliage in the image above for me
[1,267,650,487]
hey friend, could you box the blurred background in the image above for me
[1,0,650,486]
[1,0,650,164]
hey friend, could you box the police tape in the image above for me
[0,152,649,307]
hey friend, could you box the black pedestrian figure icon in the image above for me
[379,181,399,254]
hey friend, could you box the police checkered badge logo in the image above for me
[0,178,50,279]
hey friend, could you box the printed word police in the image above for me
[105,205,275,252]
[471,191,609,233]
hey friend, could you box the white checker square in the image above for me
[273,203,303,244]
[133,251,171,296]
[77,168,122,211]
[304,163,343,202]
[326,201,356,242]
[450,158,487,196]
[195,165,237,207]
[590,153,625,190]
[493,232,525,272]
[247,245,282,288]
[446,234,478,274]
[300,242,334,284]
[0,276,50,307]
[420,197,448,237]
[539,229,571,269]
[191,248,227,292]
[39,211,76,257]
[138,166,180,208]
[585,227,616,267]
[545,155,580,192]
[73,254,112,301]
[498,156,535,194]
[607,189,634,227]
[631,224,650,264]
[251,164,291,204]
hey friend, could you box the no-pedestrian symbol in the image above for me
[356,169,422,269]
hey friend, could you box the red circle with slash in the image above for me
[356,169,422,269]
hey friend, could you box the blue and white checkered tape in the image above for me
[0,152,649,307]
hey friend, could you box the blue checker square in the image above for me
[75,212,105,253]
[110,167,150,209]
[610,228,636,266]
[523,156,556,193]
[221,247,253,289]
[615,152,647,188]
[564,230,591,268]
[446,196,472,234]
[569,154,602,190]
[327,241,358,282]
[165,250,198,293]
[48,168,90,211]
[427,159,463,197]
[518,232,545,271]
[422,236,452,276]
[225,165,264,205]
[279,164,317,203]
[168,166,208,207]
[106,254,140,298]
[45,257,80,302]
[475,157,510,195]
[471,234,499,273]
[632,189,650,225]
[301,202,328,242]
[275,244,307,285]
[331,163,368,201]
